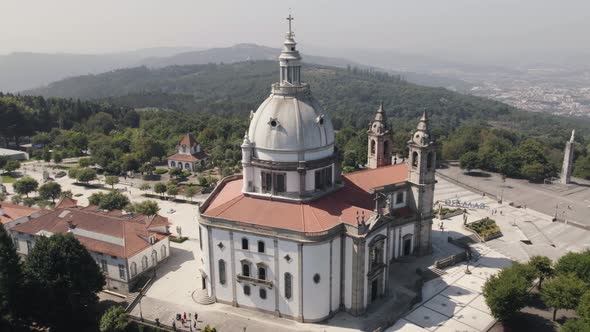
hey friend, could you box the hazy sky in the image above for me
[2,0,589,59]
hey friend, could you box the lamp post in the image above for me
[139,287,143,321]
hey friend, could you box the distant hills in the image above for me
[0,47,198,92]
[1,44,471,93]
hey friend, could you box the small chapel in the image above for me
[197,16,436,322]
[167,133,208,172]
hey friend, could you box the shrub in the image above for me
[466,218,501,238]
[154,168,168,175]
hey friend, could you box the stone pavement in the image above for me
[387,244,510,332]
[433,177,590,263]
[438,165,590,227]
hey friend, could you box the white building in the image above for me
[167,133,208,172]
[198,16,436,322]
[10,198,171,293]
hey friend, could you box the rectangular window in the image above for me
[261,171,272,193]
[101,260,108,275]
[257,241,265,253]
[274,173,286,193]
[118,264,126,280]
[315,166,333,190]
[396,192,404,205]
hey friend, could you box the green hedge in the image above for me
[467,218,501,239]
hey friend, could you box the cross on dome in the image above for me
[287,13,294,34]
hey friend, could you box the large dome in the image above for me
[248,91,334,154]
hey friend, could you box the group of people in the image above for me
[171,311,199,331]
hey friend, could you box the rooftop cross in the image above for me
[287,13,294,34]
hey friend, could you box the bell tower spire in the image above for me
[367,103,392,169]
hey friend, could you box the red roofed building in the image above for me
[10,201,171,293]
[197,18,436,323]
[167,133,208,172]
[0,201,44,230]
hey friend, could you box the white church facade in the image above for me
[197,17,436,322]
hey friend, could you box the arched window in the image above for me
[284,273,292,299]
[242,262,250,277]
[259,288,267,299]
[130,262,137,277]
[412,151,419,167]
[170,161,176,167]
[370,140,376,155]
[383,140,389,156]
[161,245,167,258]
[152,250,158,266]
[185,163,191,170]
[241,238,249,250]
[257,241,265,253]
[427,152,435,170]
[258,266,266,281]
[244,285,251,296]
[141,256,148,271]
[218,260,226,285]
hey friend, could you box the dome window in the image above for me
[313,273,321,284]
[316,115,325,125]
[268,117,280,128]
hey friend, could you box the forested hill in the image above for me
[24,60,590,137]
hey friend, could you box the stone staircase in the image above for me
[192,288,215,305]
[423,266,446,282]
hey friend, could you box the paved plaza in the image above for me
[6,162,590,331]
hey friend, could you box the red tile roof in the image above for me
[202,164,409,234]
[344,163,408,193]
[167,152,208,162]
[179,133,198,147]
[11,206,170,258]
[0,202,41,225]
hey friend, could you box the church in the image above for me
[197,17,436,323]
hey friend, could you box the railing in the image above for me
[236,274,273,288]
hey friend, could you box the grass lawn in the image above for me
[1,174,16,183]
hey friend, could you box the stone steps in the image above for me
[192,288,215,305]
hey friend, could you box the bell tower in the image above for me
[367,103,392,169]
[407,111,436,255]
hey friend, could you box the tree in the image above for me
[562,318,590,332]
[185,185,198,202]
[105,176,119,189]
[0,156,7,169]
[139,162,154,176]
[130,200,160,216]
[139,183,151,191]
[169,167,182,178]
[78,157,93,168]
[541,274,587,321]
[577,291,590,319]
[99,191,130,211]
[528,255,553,290]
[154,182,166,197]
[10,195,22,205]
[3,160,20,176]
[0,223,24,322]
[460,151,480,172]
[38,182,62,203]
[75,167,97,184]
[483,266,530,320]
[99,306,129,332]
[60,190,73,199]
[88,192,106,206]
[24,233,105,329]
[51,150,63,164]
[521,162,545,183]
[167,184,178,199]
[22,197,35,207]
[202,324,217,332]
[68,167,79,179]
[555,251,590,284]
[13,176,38,197]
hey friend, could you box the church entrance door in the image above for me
[403,237,412,256]
[371,279,378,302]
